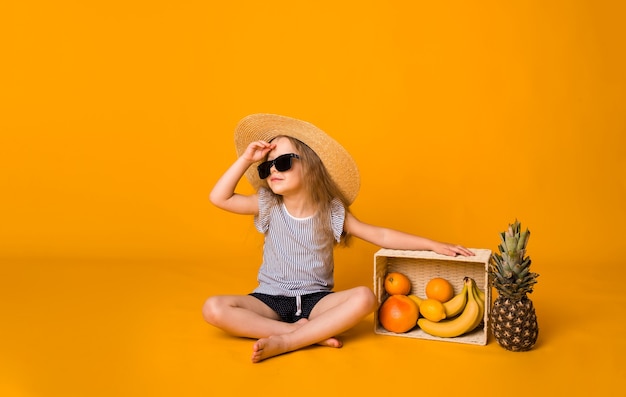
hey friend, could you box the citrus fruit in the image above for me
[425,277,454,302]
[384,272,412,295]
[378,295,419,333]
[419,298,447,322]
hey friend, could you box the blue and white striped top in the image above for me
[252,188,345,297]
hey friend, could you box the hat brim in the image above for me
[234,114,360,204]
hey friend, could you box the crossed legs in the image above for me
[202,286,377,363]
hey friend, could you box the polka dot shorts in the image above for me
[249,291,333,323]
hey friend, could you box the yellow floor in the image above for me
[2,254,624,397]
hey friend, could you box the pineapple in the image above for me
[489,220,539,351]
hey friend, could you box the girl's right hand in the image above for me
[243,140,276,163]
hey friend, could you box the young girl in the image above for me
[204,114,474,363]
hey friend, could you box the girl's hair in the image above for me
[261,135,352,246]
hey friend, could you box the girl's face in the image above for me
[265,137,304,197]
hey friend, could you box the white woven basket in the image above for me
[373,248,492,345]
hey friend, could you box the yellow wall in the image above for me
[2,1,625,269]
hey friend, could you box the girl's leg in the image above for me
[251,286,377,363]
[203,294,293,339]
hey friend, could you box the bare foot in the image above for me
[251,335,288,363]
[251,320,343,363]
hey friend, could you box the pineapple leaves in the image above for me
[489,220,539,299]
[516,228,530,251]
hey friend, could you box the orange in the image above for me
[378,295,419,333]
[425,277,454,302]
[384,272,412,295]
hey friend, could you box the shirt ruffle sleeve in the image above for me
[330,198,346,243]
[254,187,272,233]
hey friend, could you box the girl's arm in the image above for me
[344,212,474,257]
[209,140,275,215]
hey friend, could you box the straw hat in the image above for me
[234,113,360,204]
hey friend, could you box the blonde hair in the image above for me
[260,135,352,246]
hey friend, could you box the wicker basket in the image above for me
[374,248,492,345]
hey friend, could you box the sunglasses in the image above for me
[257,153,300,179]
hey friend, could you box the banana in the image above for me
[473,280,486,304]
[469,278,487,330]
[417,277,482,338]
[442,282,468,318]
[465,278,485,332]
[408,294,423,308]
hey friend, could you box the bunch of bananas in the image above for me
[414,277,485,338]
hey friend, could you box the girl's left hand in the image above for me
[433,242,475,257]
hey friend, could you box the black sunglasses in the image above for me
[257,153,300,179]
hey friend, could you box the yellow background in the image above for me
[2,1,625,396]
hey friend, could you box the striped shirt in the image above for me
[253,188,345,297]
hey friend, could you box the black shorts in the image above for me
[249,291,333,323]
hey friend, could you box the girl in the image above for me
[204,114,474,363]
